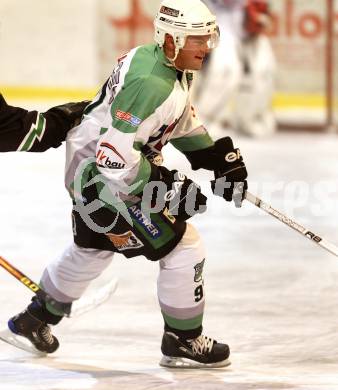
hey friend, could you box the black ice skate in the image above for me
[160,331,231,368]
[4,309,59,355]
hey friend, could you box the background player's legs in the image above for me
[231,35,276,137]
[193,33,242,126]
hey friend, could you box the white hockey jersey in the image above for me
[65,44,213,199]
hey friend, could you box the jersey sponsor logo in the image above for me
[100,142,127,163]
[115,110,142,127]
[194,259,205,282]
[96,150,126,169]
[150,154,164,166]
[96,142,127,169]
[106,231,144,251]
[128,205,162,238]
[160,5,179,17]
[141,146,164,166]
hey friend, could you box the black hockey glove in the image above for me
[210,137,248,207]
[183,137,248,207]
[155,166,207,221]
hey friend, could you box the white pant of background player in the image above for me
[194,4,277,137]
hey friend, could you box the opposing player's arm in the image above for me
[0,94,88,152]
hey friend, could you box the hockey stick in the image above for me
[244,191,338,257]
[0,255,72,315]
[0,255,117,317]
[70,277,117,317]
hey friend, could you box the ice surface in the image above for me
[1,127,338,390]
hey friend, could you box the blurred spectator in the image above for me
[194,0,276,137]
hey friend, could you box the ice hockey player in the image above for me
[195,0,276,137]
[6,0,248,368]
[0,93,87,152]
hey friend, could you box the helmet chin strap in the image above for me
[164,43,195,73]
[165,44,189,72]
[165,45,180,64]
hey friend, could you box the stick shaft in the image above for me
[245,191,338,257]
[0,255,71,315]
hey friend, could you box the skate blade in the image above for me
[159,355,231,369]
[0,328,47,357]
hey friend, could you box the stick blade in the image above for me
[69,278,118,318]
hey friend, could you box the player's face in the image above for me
[174,35,212,71]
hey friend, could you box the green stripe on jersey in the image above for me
[170,133,214,152]
[111,45,177,134]
[18,113,46,151]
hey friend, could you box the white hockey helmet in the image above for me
[154,0,219,58]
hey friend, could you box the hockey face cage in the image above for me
[154,0,220,59]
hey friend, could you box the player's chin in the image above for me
[190,59,204,70]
